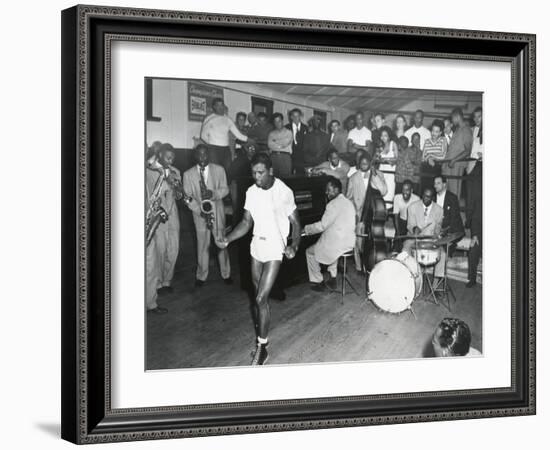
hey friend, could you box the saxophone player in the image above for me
[183,144,232,287]
[145,143,184,313]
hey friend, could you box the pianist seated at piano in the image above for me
[402,187,445,281]
[311,148,351,193]
[304,178,356,292]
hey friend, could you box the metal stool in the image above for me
[337,250,359,303]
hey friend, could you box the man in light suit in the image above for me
[146,144,182,305]
[403,187,445,278]
[304,178,356,291]
[183,144,232,287]
[346,152,387,272]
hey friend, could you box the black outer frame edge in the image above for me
[517,38,536,412]
[61,5,79,445]
[62,6,536,443]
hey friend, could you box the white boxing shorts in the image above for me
[250,235,285,263]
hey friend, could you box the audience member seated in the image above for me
[313,148,350,193]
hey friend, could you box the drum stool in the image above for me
[430,243,457,311]
[336,250,360,303]
[416,243,455,311]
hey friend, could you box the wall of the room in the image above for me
[382,95,483,129]
[146,79,354,148]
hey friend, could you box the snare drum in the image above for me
[368,252,422,313]
[412,240,440,266]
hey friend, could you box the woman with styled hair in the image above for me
[394,114,408,139]
[420,118,447,192]
[377,125,398,208]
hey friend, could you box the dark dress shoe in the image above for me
[148,306,168,314]
[466,280,477,288]
[195,279,205,288]
[223,277,233,285]
[325,276,338,290]
[157,286,173,296]
[310,283,326,292]
[270,288,286,301]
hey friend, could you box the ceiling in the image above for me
[253,82,482,116]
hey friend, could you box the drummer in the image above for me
[403,187,446,280]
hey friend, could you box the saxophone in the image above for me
[199,166,215,230]
[145,157,190,246]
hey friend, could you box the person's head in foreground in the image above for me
[432,318,472,357]
[250,152,274,189]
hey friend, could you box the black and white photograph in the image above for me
[145,78,483,369]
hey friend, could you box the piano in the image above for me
[235,175,330,292]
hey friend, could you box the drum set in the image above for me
[365,233,462,317]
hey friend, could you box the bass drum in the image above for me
[367,252,422,313]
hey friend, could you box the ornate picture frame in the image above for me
[61,4,536,444]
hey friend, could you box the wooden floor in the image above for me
[146,253,482,370]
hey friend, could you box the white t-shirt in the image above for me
[393,193,420,220]
[347,126,372,147]
[405,125,431,150]
[244,178,297,245]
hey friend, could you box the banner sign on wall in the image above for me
[188,81,224,122]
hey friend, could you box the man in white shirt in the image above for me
[392,180,420,250]
[216,153,302,365]
[346,112,372,154]
[405,109,431,149]
[200,97,248,170]
[443,117,454,146]
[267,112,294,176]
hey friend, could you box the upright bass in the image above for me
[360,158,389,272]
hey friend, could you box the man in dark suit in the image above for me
[285,108,308,174]
[328,119,349,155]
[302,114,331,167]
[464,162,482,287]
[434,175,464,237]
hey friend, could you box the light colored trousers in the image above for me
[306,245,337,283]
[402,239,445,277]
[146,238,160,310]
[152,215,180,288]
[442,161,468,199]
[193,216,231,281]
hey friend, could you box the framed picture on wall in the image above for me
[61,5,536,444]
